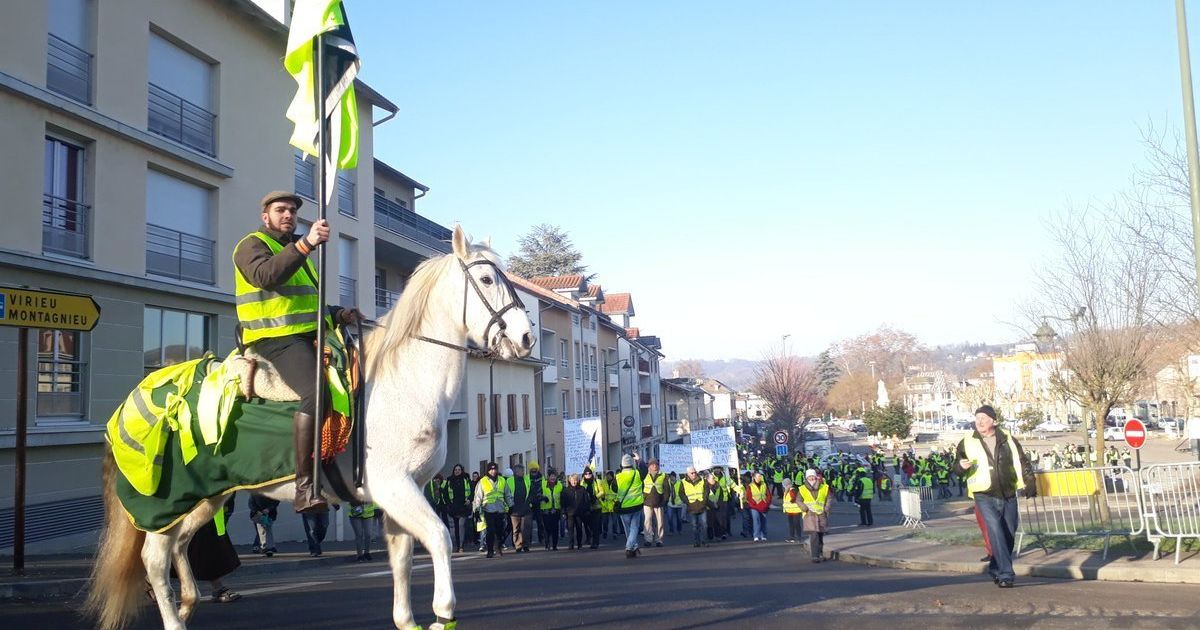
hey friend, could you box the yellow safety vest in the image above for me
[541,480,563,510]
[668,480,684,507]
[643,472,667,496]
[479,476,507,505]
[615,469,644,510]
[748,482,768,503]
[233,232,328,344]
[782,489,802,514]
[599,480,615,512]
[799,483,830,515]
[962,433,1025,498]
[858,477,874,500]
[680,478,706,504]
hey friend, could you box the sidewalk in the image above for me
[0,538,396,602]
[824,496,1200,585]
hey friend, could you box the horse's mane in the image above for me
[364,242,500,378]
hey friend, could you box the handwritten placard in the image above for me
[564,417,604,474]
[657,444,694,474]
[690,427,739,471]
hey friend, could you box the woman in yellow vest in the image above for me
[798,469,832,563]
[349,501,376,562]
[780,478,804,543]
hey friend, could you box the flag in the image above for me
[284,0,360,204]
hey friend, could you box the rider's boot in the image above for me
[293,411,328,513]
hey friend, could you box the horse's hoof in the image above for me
[430,618,457,630]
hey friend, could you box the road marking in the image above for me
[356,554,478,578]
[235,581,330,596]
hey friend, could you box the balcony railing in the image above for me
[338,276,357,307]
[148,83,216,156]
[559,358,568,370]
[46,34,91,104]
[373,194,451,253]
[42,194,89,258]
[294,152,315,199]
[337,173,355,216]
[639,393,652,407]
[375,286,401,317]
[145,223,214,284]
[543,407,559,416]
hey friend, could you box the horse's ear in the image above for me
[482,236,493,249]
[452,225,469,259]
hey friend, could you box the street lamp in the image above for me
[602,358,631,459]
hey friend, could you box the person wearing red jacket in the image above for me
[745,471,773,542]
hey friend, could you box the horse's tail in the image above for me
[82,450,146,630]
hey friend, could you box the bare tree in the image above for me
[672,359,706,379]
[753,348,823,433]
[1028,207,1162,495]
[830,326,926,389]
[824,370,875,416]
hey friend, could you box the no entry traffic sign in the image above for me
[1124,419,1146,450]
[773,430,788,445]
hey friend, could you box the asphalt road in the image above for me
[6,518,1200,630]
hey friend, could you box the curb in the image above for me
[831,548,1200,585]
[0,550,378,602]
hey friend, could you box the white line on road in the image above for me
[356,554,479,579]
[234,581,331,596]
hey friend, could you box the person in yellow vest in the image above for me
[666,471,684,535]
[614,454,645,558]
[348,501,376,562]
[232,191,362,512]
[852,466,874,527]
[582,467,605,549]
[954,405,1032,589]
[444,464,474,553]
[642,458,668,547]
[678,466,710,547]
[780,478,804,543]
[798,469,832,563]
[472,462,513,558]
[745,471,772,541]
[540,470,563,551]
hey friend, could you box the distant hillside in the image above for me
[661,358,761,391]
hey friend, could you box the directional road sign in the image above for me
[775,444,788,457]
[773,430,789,445]
[1123,419,1146,450]
[0,287,100,331]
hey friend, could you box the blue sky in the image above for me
[353,1,1187,360]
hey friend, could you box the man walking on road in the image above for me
[614,454,645,558]
[955,405,1033,588]
[852,466,874,527]
[678,467,709,547]
[642,459,668,547]
[473,462,513,558]
[745,471,772,541]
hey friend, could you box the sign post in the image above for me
[773,430,789,446]
[0,287,101,575]
[1124,418,1146,470]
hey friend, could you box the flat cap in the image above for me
[260,190,303,210]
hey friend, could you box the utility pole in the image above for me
[1176,0,1200,294]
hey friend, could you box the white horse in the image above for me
[84,226,534,630]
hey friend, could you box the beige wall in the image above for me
[538,305,573,472]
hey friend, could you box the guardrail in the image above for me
[1140,462,1200,564]
[1015,466,1144,561]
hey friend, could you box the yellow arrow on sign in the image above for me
[0,287,101,332]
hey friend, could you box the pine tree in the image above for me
[506,224,587,278]
[815,349,841,396]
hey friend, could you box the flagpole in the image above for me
[311,32,328,501]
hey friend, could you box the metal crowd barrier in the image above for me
[1015,466,1144,561]
[1139,462,1200,565]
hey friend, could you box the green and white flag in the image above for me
[285,0,360,203]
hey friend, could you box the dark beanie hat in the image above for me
[975,405,997,420]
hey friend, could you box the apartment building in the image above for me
[0,0,446,552]
[661,378,715,444]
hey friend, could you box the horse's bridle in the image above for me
[418,256,525,356]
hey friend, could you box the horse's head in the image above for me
[452,226,535,360]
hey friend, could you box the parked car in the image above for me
[1161,418,1179,430]
[1103,426,1125,441]
[1035,421,1069,432]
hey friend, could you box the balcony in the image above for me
[145,223,214,284]
[637,359,651,375]
[42,194,89,258]
[338,276,357,307]
[46,34,91,104]
[148,83,215,156]
[374,194,451,253]
[543,407,559,416]
[639,393,652,408]
[375,286,401,318]
[542,364,558,383]
[294,152,315,199]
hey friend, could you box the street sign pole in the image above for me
[13,328,27,576]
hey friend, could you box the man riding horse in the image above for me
[232,190,362,512]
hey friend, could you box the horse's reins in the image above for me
[415,257,525,358]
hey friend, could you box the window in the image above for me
[559,340,568,370]
[509,453,523,469]
[574,342,580,379]
[507,394,517,432]
[143,306,210,373]
[294,150,315,199]
[561,391,569,419]
[47,0,92,104]
[572,314,580,325]
[668,404,679,421]
[43,135,89,258]
[479,459,488,474]
[339,236,357,307]
[477,394,486,436]
[145,170,214,283]
[37,329,85,418]
[337,172,356,216]
[576,390,583,418]
[591,392,598,417]
[491,394,502,433]
[522,394,530,430]
[148,33,215,155]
